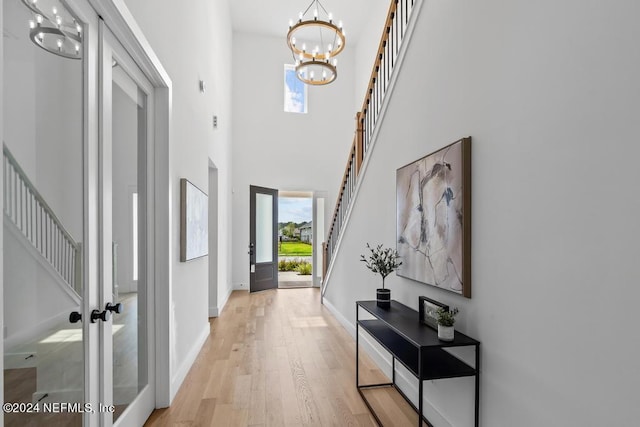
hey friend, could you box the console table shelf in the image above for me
[356,300,480,427]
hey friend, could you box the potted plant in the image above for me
[360,243,402,308]
[436,307,459,341]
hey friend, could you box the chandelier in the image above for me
[287,0,345,86]
[21,0,82,60]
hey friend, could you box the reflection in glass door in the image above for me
[3,0,85,425]
[102,28,154,424]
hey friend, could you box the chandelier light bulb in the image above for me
[333,58,338,66]
[56,16,62,26]
[57,39,63,49]
[302,43,306,52]
[75,43,80,53]
[292,37,296,46]
[29,20,35,29]
[77,24,82,33]
[314,9,318,19]
[299,52,303,60]
[328,12,333,22]
[299,12,303,21]
[322,70,327,79]
[310,71,315,80]
[52,6,57,14]
[36,14,43,24]
[38,32,44,41]
[328,43,332,52]
[289,19,293,29]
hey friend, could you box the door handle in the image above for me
[90,309,111,323]
[105,302,123,314]
[69,311,82,323]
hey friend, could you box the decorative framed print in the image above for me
[180,178,208,262]
[419,296,449,330]
[396,137,472,297]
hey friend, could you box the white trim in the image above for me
[322,0,425,296]
[170,323,209,402]
[220,285,234,314]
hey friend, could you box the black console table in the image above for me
[356,300,480,427]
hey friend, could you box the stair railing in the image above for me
[322,0,419,293]
[3,144,82,296]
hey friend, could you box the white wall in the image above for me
[325,0,640,426]
[123,0,234,400]
[231,33,355,289]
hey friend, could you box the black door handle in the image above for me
[69,311,82,323]
[105,302,123,314]
[90,309,110,323]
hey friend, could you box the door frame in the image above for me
[0,0,174,423]
[90,0,174,412]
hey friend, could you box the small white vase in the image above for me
[438,325,455,341]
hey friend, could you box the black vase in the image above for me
[376,288,391,309]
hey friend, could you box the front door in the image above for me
[249,186,278,292]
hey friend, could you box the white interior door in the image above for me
[2,2,159,426]
[1,0,102,424]
[99,23,156,426]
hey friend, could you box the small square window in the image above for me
[284,64,307,114]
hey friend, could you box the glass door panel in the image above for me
[3,0,85,425]
[101,26,155,425]
[110,61,148,422]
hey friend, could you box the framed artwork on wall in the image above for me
[396,137,472,297]
[180,178,209,262]
[418,296,449,330]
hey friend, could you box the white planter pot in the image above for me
[438,325,455,341]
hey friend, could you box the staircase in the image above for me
[3,143,82,297]
[321,0,423,297]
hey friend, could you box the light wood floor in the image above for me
[144,288,420,426]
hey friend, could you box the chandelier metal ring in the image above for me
[287,20,346,61]
[295,60,337,86]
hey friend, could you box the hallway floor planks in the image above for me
[144,288,419,426]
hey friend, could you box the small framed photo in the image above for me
[419,296,449,330]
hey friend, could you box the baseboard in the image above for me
[323,295,451,427]
[209,284,233,317]
[170,322,209,402]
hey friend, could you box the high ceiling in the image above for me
[230,0,388,44]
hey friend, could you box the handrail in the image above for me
[322,0,417,292]
[3,143,82,295]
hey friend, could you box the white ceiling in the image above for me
[230,0,387,44]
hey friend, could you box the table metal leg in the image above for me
[475,343,480,427]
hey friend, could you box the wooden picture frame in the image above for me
[418,296,449,330]
[396,137,472,297]
[180,178,208,262]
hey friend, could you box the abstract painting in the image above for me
[396,137,471,297]
[180,178,209,262]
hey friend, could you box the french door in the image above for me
[2,0,156,425]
